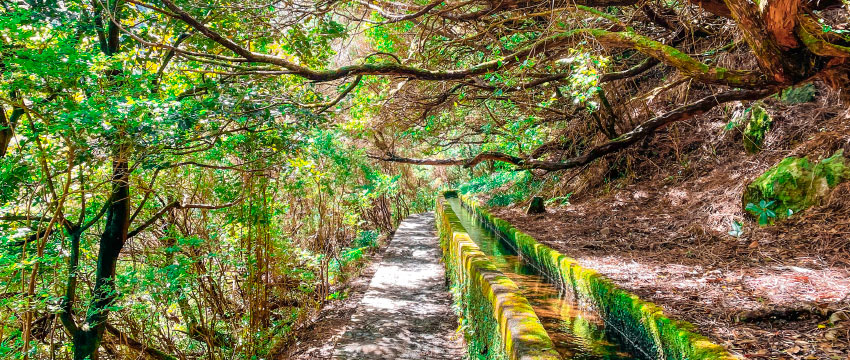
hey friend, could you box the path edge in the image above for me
[437,195,561,360]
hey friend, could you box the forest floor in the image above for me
[489,97,850,360]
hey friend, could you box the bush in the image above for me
[353,229,379,248]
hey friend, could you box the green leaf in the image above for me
[745,203,760,212]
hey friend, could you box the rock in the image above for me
[743,104,772,154]
[526,196,545,215]
[742,150,850,221]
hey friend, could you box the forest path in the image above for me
[331,212,463,359]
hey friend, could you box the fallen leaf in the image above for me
[829,311,848,324]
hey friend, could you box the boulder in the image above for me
[742,150,850,220]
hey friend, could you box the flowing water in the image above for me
[447,198,638,360]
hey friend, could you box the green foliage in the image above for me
[743,105,773,154]
[745,200,777,226]
[555,49,610,109]
[327,290,347,301]
[728,220,744,237]
[546,194,572,206]
[353,230,379,248]
[457,170,542,207]
[280,16,347,68]
[0,2,439,358]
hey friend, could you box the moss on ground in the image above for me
[742,150,850,220]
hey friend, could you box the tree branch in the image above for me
[150,1,769,88]
[313,75,363,114]
[374,88,776,171]
[127,198,244,239]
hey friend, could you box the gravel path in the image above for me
[332,212,464,359]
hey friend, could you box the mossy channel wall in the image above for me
[436,193,561,360]
[455,194,739,360]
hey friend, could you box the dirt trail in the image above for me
[331,212,463,359]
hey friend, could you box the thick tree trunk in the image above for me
[722,0,796,83]
[763,0,801,49]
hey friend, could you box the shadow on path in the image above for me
[332,212,463,359]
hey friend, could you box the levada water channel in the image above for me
[446,197,648,360]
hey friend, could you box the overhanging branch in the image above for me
[374,88,776,171]
[146,1,770,88]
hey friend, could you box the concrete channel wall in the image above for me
[436,194,561,360]
[457,194,739,360]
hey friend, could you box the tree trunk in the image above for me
[0,101,24,158]
[72,156,130,360]
[722,0,805,83]
[763,0,801,49]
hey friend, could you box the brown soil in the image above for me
[280,237,391,359]
[488,87,850,360]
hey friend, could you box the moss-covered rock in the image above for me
[742,150,850,220]
[743,105,772,154]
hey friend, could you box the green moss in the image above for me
[797,24,850,57]
[815,151,850,187]
[780,84,816,104]
[436,197,560,360]
[743,105,772,154]
[742,150,850,220]
[457,196,738,360]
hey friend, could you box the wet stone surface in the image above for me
[332,212,463,360]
